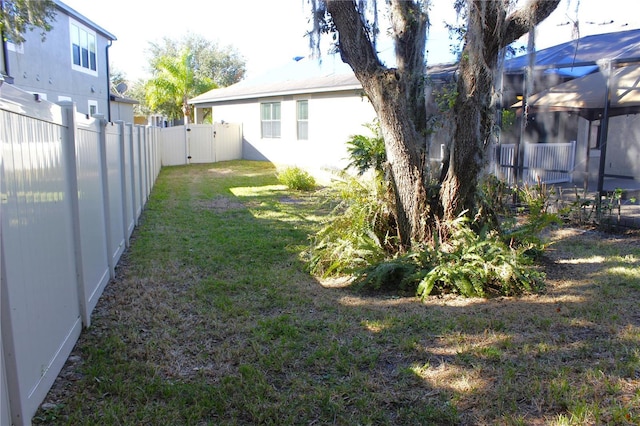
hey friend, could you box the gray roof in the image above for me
[55,0,117,40]
[189,56,361,105]
[110,93,139,104]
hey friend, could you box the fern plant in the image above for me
[414,215,545,298]
[305,173,398,277]
[353,214,546,298]
[345,120,386,176]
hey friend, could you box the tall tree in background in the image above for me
[144,34,246,123]
[0,0,55,44]
[313,0,560,248]
[147,34,246,88]
[145,49,216,124]
[1,0,55,78]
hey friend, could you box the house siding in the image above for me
[5,4,113,117]
[209,90,376,176]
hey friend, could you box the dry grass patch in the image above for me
[34,161,640,425]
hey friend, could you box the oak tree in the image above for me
[312,0,560,248]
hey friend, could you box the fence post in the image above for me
[60,102,90,327]
[0,238,20,426]
[137,126,145,213]
[569,140,576,183]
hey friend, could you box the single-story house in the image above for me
[189,56,377,178]
[110,92,139,123]
[191,28,640,188]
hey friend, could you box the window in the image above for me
[70,20,97,74]
[88,100,98,116]
[297,100,308,140]
[261,102,281,138]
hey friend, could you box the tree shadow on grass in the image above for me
[34,163,640,426]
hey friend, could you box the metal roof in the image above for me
[504,28,640,74]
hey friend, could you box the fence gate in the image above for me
[158,123,242,166]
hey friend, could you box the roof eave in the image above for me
[54,0,117,40]
[190,84,363,105]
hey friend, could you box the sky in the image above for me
[60,0,640,83]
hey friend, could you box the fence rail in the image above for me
[1,83,160,425]
[493,141,576,185]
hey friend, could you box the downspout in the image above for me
[1,0,11,81]
[106,39,112,122]
[1,29,9,79]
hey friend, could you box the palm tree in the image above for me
[145,49,216,125]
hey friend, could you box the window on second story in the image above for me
[261,102,281,138]
[296,100,308,140]
[70,20,97,75]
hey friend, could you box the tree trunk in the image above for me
[325,0,560,244]
[361,70,429,246]
[327,0,430,248]
[440,0,561,222]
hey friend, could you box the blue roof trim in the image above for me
[54,0,117,40]
[543,65,599,78]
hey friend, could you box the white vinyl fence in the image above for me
[1,82,160,426]
[493,141,577,185]
[159,122,242,166]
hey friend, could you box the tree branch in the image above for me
[326,0,383,75]
[389,0,428,74]
[503,0,561,47]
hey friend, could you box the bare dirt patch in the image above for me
[191,196,245,212]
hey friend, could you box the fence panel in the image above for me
[523,141,576,184]
[105,122,126,270]
[74,113,111,323]
[123,123,135,239]
[1,83,161,425]
[495,144,516,185]
[215,122,243,161]
[1,90,82,425]
[491,142,576,185]
[159,126,187,166]
[132,127,142,220]
[158,124,242,166]
[188,124,215,163]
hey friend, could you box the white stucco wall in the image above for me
[209,90,377,182]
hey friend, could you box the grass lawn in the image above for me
[34,160,640,425]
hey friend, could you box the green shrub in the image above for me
[276,167,316,191]
[500,181,561,257]
[416,216,546,298]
